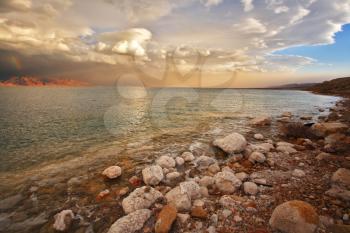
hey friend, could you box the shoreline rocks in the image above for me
[107,209,151,233]
[213,132,247,154]
[102,166,122,179]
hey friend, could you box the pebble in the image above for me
[222,209,232,218]
[234,215,242,222]
[254,134,264,140]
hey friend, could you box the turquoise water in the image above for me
[0,87,339,173]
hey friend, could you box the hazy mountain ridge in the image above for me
[0,76,90,87]
[308,77,350,95]
[267,82,318,90]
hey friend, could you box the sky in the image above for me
[0,0,349,87]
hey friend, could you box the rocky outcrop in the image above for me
[213,133,247,154]
[107,209,151,233]
[142,165,164,186]
[122,186,163,214]
[269,200,319,233]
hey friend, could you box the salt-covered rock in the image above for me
[181,152,195,162]
[252,143,274,153]
[292,169,305,178]
[311,122,348,137]
[276,142,295,148]
[208,163,220,173]
[249,151,266,163]
[122,186,163,214]
[195,156,217,170]
[175,157,185,166]
[214,171,242,194]
[166,171,181,180]
[277,146,297,154]
[199,176,215,187]
[213,133,247,154]
[235,172,249,181]
[142,165,164,186]
[243,182,258,195]
[107,209,151,233]
[155,204,177,233]
[179,181,201,199]
[269,200,319,233]
[254,134,264,140]
[53,210,74,231]
[177,213,190,224]
[331,168,350,189]
[250,116,272,126]
[102,166,122,179]
[165,187,191,212]
[156,156,176,168]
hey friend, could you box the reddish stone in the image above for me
[129,176,142,187]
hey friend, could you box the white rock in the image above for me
[122,186,163,214]
[235,172,249,181]
[166,171,181,180]
[175,157,185,166]
[253,143,274,153]
[234,215,242,222]
[331,168,350,189]
[208,163,220,173]
[254,134,264,140]
[277,146,297,154]
[249,151,266,163]
[292,169,306,178]
[195,156,217,170]
[177,213,190,224]
[213,133,247,154]
[276,142,295,148]
[156,156,176,168]
[53,210,74,231]
[199,176,215,187]
[142,165,164,186]
[250,116,272,126]
[165,187,191,212]
[222,209,232,218]
[193,199,205,207]
[243,182,258,195]
[179,181,201,199]
[107,209,151,233]
[102,166,122,179]
[214,171,242,194]
[269,200,319,233]
[207,226,216,233]
[181,152,195,162]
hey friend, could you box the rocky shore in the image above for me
[1,97,349,233]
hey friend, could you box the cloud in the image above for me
[233,18,267,34]
[241,0,254,12]
[0,0,31,12]
[201,0,223,8]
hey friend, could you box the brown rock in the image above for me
[155,204,177,233]
[191,206,208,219]
[129,176,142,187]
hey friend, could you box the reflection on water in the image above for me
[0,87,339,177]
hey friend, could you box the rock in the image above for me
[191,206,208,219]
[214,171,242,194]
[300,115,312,120]
[234,215,242,222]
[222,209,232,218]
[331,168,350,189]
[277,146,297,154]
[326,186,350,201]
[107,209,151,233]
[53,210,74,231]
[165,187,191,212]
[166,172,181,180]
[193,199,205,207]
[282,112,292,117]
[276,142,295,147]
[122,186,163,214]
[326,224,350,233]
[96,189,110,201]
[253,178,267,185]
[243,182,258,195]
[175,157,185,166]
[102,166,122,179]
[199,176,215,187]
[254,134,264,140]
[179,181,201,199]
[181,152,195,162]
[269,200,319,233]
[156,156,176,168]
[129,176,142,187]
[249,151,266,163]
[213,133,247,154]
[207,226,216,233]
[311,122,348,137]
[250,116,272,126]
[177,213,190,224]
[142,165,164,186]
[252,143,274,153]
[118,187,130,196]
[155,204,177,233]
[292,169,306,177]
[195,156,217,170]
[316,152,332,161]
[210,214,218,226]
[208,163,220,173]
[235,172,249,181]
[199,186,209,197]
[0,194,23,211]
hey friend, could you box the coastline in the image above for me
[0,92,349,233]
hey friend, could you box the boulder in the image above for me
[181,152,195,162]
[53,210,74,232]
[311,122,348,137]
[199,176,215,187]
[269,200,319,233]
[331,168,350,189]
[122,186,163,214]
[213,133,247,154]
[142,165,164,186]
[165,187,191,212]
[243,182,258,195]
[107,209,151,233]
[249,151,266,163]
[250,116,272,126]
[195,156,217,170]
[214,171,242,194]
[155,204,177,233]
[156,156,176,168]
[102,166,122,179]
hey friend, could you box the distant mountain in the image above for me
[0,76,90,87]
[308,77,350,96]
[267,82,318,90]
